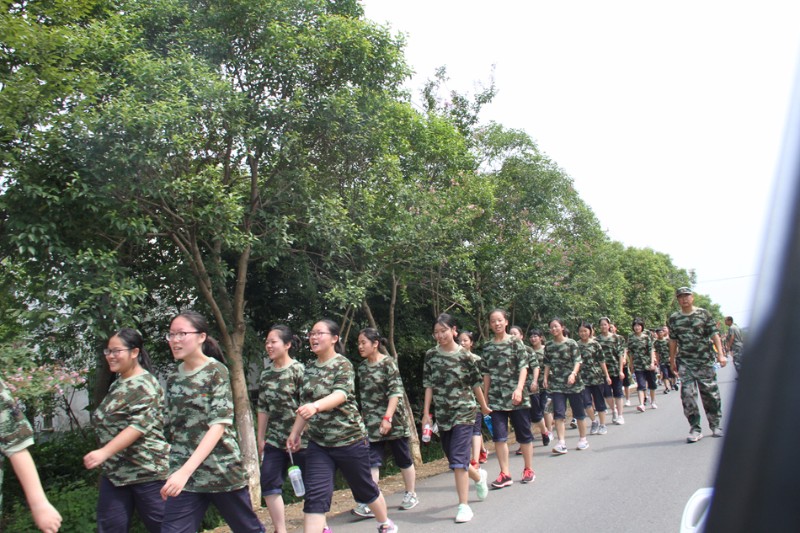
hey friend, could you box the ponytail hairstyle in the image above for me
[632,317,646,332]
[112,328,154,373]
[578,320,594,335]
[269,324,301,354]
[174,310,226,364]
[359,327,389,355]
[317,319,345,354]
[510,324,525,338]
[435,313,459,340]
[460,330,477,345]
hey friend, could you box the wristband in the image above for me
[382,416,392,423]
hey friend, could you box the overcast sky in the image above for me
[361,0,800,327]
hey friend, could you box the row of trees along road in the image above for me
[0,0,721,504]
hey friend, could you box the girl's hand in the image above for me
[286,433,301,453]
[296,402,318,421]
[567,373,576,386]
[511,388,523,405]
[530,382,539,393]
[257,439,265,457]
[379,418,391,435]
[481,405,492,416]
[160,469,190,500]
[605,376,612,385]
[82,449,109,470]
[30,500,61,533]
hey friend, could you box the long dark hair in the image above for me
[111,328,154,373]
[173,310,226,364]
[269,324,301,354]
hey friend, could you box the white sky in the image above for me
[362,0,800,327]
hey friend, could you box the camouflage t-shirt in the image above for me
[481,336,530,411]
[727,324,744,350]
[524,346,542,391]
[1,379,34,513]
[257,359,306,449]
[300,354,367,448]
[357,355,410,442]
[543,338,584,393]
[654,338,670,365]
[422,345,482,431]
[627,333,654,371]
[668,307,720,368]
[165,359,248,492]
[578,339,606,385]
[92,371,169,486]
[596,333,622,372]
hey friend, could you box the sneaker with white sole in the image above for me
[711,427,724,438]
[615,415,625,425]
[569,418,578,429]
[377,519,398,533]
[625,399,631,406]
[352,503,375,518]
[542,430,552,446]
[590,420,600,435]
[636,404,646,412]
[399,491,418,510]
[687,429,703,443]
[490,472,513,489]
[552,442,568,455]
[475,468,488,500]
[650,402,658,409]
[455,503,474,523]
[598,424,608,435]
[521,467,535,483]
[611,412,619,424]
[577,438,590,450]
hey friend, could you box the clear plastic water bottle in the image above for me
[288,465,305,497]
[422,423,432,443]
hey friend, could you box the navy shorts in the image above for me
[303,439,380,514]
[582,384,607,412]
[440,424,474,470]
[490,409,534,444]
[609,375,624,398]
[635,370,658,391]
[551,391,586,420]
[162,486,264,533]
[260,444,306,496]
[529,390,549,423]
[472,411,483,436]
[97,476,164,533]
[368,438,413,469]
[623,367,632,387]
[660,364,674,379]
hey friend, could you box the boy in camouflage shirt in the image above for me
[668,287,727,442]
[654,327,675,392]
[0,379,62,532]
[628,318,658,411]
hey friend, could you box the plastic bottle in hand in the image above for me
[288,465,305,497]
[422,423,432,443]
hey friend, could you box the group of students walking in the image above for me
[1,285,730,532]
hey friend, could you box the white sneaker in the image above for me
[589,420,600,435]
[576,438,590,450]
[611,411,619,423]
[399,491,419,510]
[455,503,474,523]
[475,468,488,501]
[615,415,625,425]
[687,429,703,443]
[636,404,646,412]
[625,399,631,406]
[351,503,374,518]
[650,402,658,410]
[598,424,608,435]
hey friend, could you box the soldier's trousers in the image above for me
[678,362,722,431]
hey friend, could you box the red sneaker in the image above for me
[478,447,488,464]
[490,472,513,489]
[521,467,536,484]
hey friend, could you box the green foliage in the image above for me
[6,482,97,533]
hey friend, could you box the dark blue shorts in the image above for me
[440,424,474,470]
[635,370,658,391]
[472,411,483,436]
[582,384,607,412]
[609,375,624,397]
[260,444,306,496]
[490,409,534,444]
[551,391,586,420]
[660,364,674,379]
[529,390,549,423]
[368,438,413,469]
[162,486,264,533]
[97,476,164,533]
[303,439,380,514]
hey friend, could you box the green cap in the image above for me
[675,286,693,296]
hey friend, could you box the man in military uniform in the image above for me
[668,287,727,443]
[725,316,745,374]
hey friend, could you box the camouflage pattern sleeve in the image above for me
[627,333,653,371]
[654,339,670,364]
[0,380,34,458]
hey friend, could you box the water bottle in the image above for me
[422,423,432,443]
[483,414,493,435]
[288,465,305,497]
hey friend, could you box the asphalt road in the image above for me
[309,365,736,533]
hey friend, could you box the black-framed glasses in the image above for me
[103,348,131,356]
[165,331,200,341]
